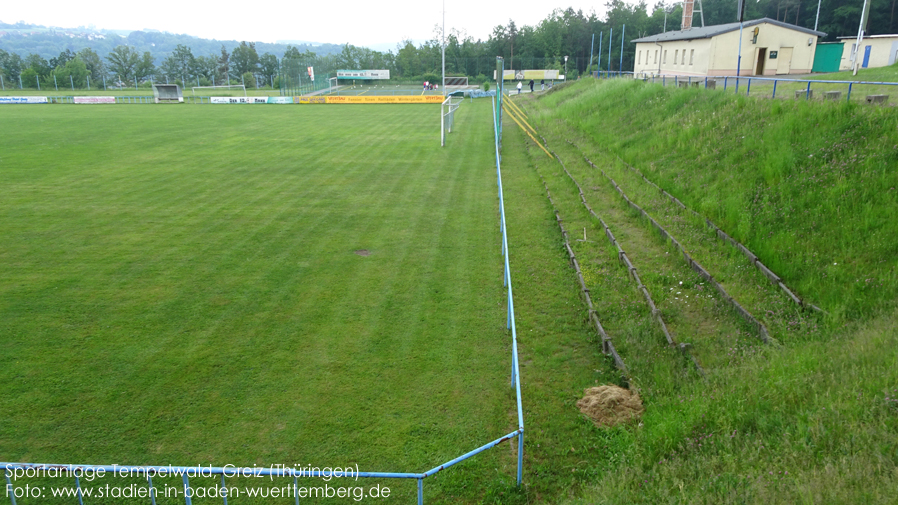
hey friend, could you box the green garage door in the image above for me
[813,42,843,73]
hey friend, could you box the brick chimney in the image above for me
[682,0,694,30]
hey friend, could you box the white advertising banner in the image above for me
[73,96,116,104]
[211,97,269,104]
[0,96,49,104]
[336,70,391,80]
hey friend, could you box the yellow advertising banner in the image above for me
[499,69,560,80]
[294,95,443,104]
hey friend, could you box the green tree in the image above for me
[77,48,106,81]
[20,67,40,88]
[231,41,259,76]
[1,51,24,83]
[169,44,196,79]
[217,45,230,83]
[259,52,278,84]
[49,49,76,69]
[53,57,90,88]
[241,71,256,88]
[106,45,140,83]
[194,55,219,81]
[135,51,156,82]
[24,53,51,80]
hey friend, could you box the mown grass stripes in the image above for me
[0,102,524,503]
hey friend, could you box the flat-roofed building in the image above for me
[632,18,825,77]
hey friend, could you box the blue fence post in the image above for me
[806,81,811,100]
[847,82,853,101]
[75,476,84,505]
[5,469,16,505]
[746,77,752,96]
[221,474,228,505]
[772,80,777,99]
[417,478,424,505]
[517,434,524,484]
[294,476,300,505]
[183,474,193,505]
[148,476,157,505]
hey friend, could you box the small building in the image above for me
[632,17,825,77]
[836,35,898,71]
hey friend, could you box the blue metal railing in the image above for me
[593,71,898,103]
[2,92,525,505]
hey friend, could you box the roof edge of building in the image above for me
[631,18,826,44]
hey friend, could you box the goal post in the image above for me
[441,95,464,147]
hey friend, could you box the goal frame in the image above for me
[191,85,247,98]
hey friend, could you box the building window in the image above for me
[654,50,658,64]
[674,50,679,65]
[663,50,667,64]
[681,50,686,65]
[690,49,695,65]
[638,51,642,65]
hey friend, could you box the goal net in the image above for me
[441,95,464,147]
[191,85,247,98]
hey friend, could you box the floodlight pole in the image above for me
[0,75,4,90]
[36,75,40,91]
[441,0,446,96]
[608,27,613,71]
[620,24,625,75]
[598,32,603,73]
[814,0,822,31]
[87,75,90,90]
[589,33,595,76]
[54,74,58,91]
[852,0,871,75]
[736,22,744,92]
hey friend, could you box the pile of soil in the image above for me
[576,385,644,427]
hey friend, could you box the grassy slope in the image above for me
[506,80,898,503]
[0,102,520,503]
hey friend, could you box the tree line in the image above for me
[1,0,894,89]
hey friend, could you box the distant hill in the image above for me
[0,22,348,63]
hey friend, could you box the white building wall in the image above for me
[634,22,818,76]
[709,23,817,75]
[839,36,898,70]
[634,39,711,76]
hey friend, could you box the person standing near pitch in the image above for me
[516,81,522,94]
[528,79,534,93]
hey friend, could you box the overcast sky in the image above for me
[1,1,614,49]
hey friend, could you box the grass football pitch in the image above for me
[0,101,517,502]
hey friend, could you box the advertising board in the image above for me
[73,97,116,104]
[0,96,48,104]
[295,95,442,104]
[336,70,391,80]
